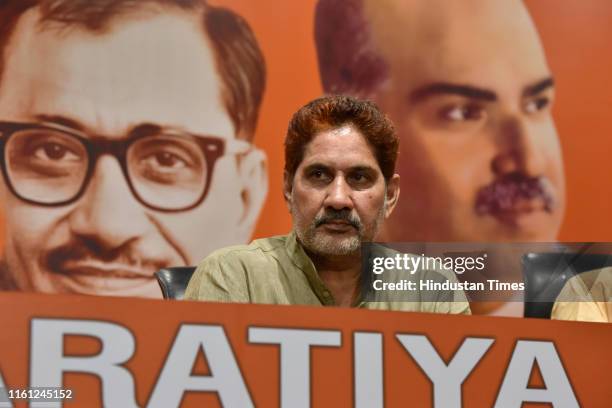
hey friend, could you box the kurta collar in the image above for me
[285,230,336,305]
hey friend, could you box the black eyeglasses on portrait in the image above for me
[0,121,251,212]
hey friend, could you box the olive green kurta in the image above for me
[185,232,470,315]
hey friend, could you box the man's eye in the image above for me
[441,105,485,122]
[350,173,368,183]
[33,143,80,162]
[524,97,550,114]
[309,169,330,181]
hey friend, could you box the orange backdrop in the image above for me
[209,0,612,242]
[0,0,610,248]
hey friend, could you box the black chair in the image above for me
[155,266,196,300]
[522,252,612,318]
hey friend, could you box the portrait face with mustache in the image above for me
[284,125,398,257]
[315,0,565,242]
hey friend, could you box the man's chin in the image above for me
[307,233,361,256]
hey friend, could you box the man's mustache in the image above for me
[43,238,170,276]
[475,173,555,214]
[314,209,362,230]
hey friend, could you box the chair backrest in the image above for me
[522,252,612,318]
[155,266,196,300]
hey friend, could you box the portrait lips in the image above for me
[43,242,171,292]
[475,173,555,225]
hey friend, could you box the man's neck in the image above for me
[307,250,362,307]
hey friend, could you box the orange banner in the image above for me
[0,293,609,407]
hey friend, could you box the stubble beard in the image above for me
[293,199,387,257]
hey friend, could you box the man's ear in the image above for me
[384,174,400,218]
[282,170,293,211]
[237,147,268,237]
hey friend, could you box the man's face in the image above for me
[0,9,266,296]
[363,0,565,242]
[285,125,399,256]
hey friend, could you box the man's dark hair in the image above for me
[285,95,398,182]
[0,0,265,140]
[314,0,387,96]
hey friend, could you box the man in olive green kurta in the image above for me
[186,96,470,315]
[185,231,470,314]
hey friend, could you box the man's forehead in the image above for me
[0,7,234,139]
[301,126,380,169]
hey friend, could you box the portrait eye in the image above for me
[441,104,485,122]
[130,137,205,185]
[142,151,188,169]
[524,96,550,114]
[33,142,81,162]
[11,131,85,165]
[6,130,87,181]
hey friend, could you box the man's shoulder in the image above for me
[197,234,289,267]
[250,234,290,252]
[187,235,291,302]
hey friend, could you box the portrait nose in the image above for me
[491,117,546,177]
[323,176,354,210]
[68,156,151,249]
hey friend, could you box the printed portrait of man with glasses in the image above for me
[0,0,267,297]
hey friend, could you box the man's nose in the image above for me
[323,176,354,210]
[491,117,546,177]
[68,156,151,249]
